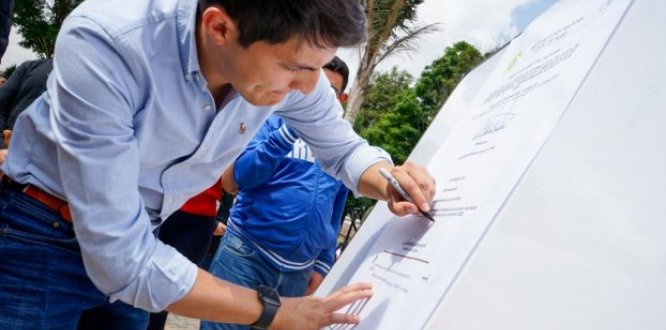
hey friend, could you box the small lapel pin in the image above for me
[239,122,247,134]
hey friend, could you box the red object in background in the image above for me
[179,179,222,217]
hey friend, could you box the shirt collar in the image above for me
[176,0,201,80]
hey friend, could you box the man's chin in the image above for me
[244,92,287,107]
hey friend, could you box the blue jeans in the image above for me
[200,232,313,330]
[0,184,148,329]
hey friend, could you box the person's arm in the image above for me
[225,117,298,191]
[49,15,198,312]
[167,269,372,328]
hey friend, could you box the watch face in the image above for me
[259,286,281,306]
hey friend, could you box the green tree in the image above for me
[13,0,85,58]
[353,67,413,132]
[3,64,17,77]
[343,0,438,124]
[356,42,483,165]
[415,41,483,117]
[362,89,425,165]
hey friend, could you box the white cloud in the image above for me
[340,0,546,87]
[1,27,39,70]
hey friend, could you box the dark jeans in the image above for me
[147,210,218,330]
[0,183,148,330]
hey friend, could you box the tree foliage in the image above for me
[362,89,424,165]
[3,64,16,77]
[13,0,85,58]
[415,41,483,116]
[355,41,483,162]
[353,67,413,132]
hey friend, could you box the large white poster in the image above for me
[328,1,633,329]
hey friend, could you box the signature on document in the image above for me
[473,112,516,140]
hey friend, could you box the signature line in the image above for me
[382,250,430,264]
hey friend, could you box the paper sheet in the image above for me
[329,1,633,329]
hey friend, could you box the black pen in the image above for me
[379,168,435,222]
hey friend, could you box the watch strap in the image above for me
[250,300,279,329]
[251,286,281,329]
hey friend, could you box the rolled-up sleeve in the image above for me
[51,17,196,311]
[276,72,392,196]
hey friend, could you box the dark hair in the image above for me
[323,56,350,92]
[201,0,366,49]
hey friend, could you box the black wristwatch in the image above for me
[250,285,281,329]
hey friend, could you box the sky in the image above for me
[1,0,558,81]
[340,0,558,84]
[2,28,38,70]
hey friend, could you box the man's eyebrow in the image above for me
[286,62,319,71]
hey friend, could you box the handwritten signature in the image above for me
[473,112,516,140]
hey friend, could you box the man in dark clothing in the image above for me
[0,59,52,130]
[0,58,53,164]
[0,0,14,63]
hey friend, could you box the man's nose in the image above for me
[289,70,320,95]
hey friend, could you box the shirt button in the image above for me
[203,104,212,112]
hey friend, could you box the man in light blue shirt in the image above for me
[0,0,435,329]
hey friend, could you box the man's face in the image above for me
[210,35,337,106]
[198,7,339,106]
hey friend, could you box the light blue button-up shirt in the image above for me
[2,0,391,311]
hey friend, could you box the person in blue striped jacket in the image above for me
[202,57,352,330]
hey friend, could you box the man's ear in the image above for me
[338,93,349,104]
[200,6,235,45]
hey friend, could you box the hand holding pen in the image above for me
[378,162,436,221]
